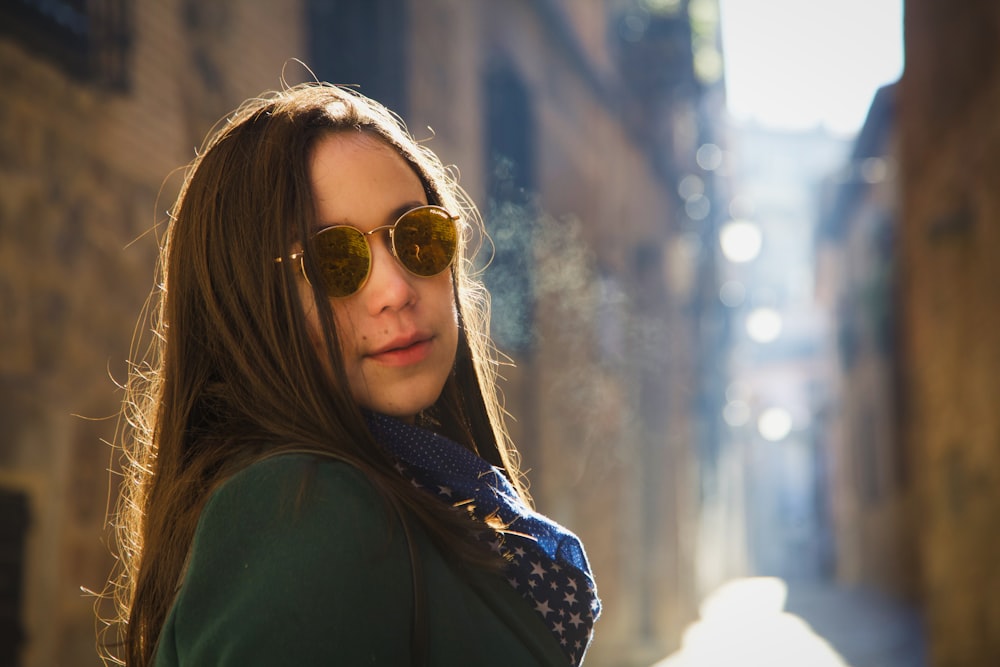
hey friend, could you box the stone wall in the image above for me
[0,4,303,665]
[899,1,1000,664]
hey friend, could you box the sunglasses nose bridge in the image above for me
[362,224,397,259]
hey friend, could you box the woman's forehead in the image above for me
[309,133,427,228]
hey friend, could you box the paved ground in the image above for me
[783,581,926,667]
[650,578,926,667]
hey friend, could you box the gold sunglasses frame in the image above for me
[275,205,460,298]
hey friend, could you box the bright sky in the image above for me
[718,0,904,135]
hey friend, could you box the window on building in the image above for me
[0,0,132,90]
[305,0,409,118]
[483,60,536,355]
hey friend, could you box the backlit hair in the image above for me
[103,83,526,666]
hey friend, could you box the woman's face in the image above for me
[300,132,459,420]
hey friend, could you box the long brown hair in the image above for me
[104,83,527,666]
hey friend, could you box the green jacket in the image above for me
[153,455,568,666]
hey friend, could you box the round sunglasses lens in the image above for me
[393,208,457,277]
[312,226,371,297]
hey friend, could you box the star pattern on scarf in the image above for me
[497,533,599,666]
[365,413,601,666]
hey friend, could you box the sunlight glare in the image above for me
[652,578,849,667]
[718,0,903,134]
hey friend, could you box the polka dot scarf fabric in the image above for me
[365,412,601,666]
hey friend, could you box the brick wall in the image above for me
[0,3,303,665]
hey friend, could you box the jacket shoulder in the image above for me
[160,454,413,665]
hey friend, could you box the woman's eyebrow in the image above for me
[387,200,429,222]
[313,200,429,230]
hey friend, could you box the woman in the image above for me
[106,83,599,666]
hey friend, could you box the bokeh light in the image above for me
[679,174,705,199]
[696,143,724,171]
[723,400,751,427]
[758,408,793,442]
[685,193,711,221]
[745,307,782,343]
[719,219,763,262]
[719,280,746,307]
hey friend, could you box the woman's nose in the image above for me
[361,234,417,313]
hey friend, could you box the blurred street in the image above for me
[652,578,926,667]
[9,1,1000,665]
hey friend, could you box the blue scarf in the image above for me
[365,412,600,666]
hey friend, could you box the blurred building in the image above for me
[814,84,917,599]
[898,0,1000,663]
[821,0,1000,660]
[0,2,305,665]
[0,1,726,666]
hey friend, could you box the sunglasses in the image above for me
[277,205,459,298]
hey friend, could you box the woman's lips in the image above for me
[367,337,433,366]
